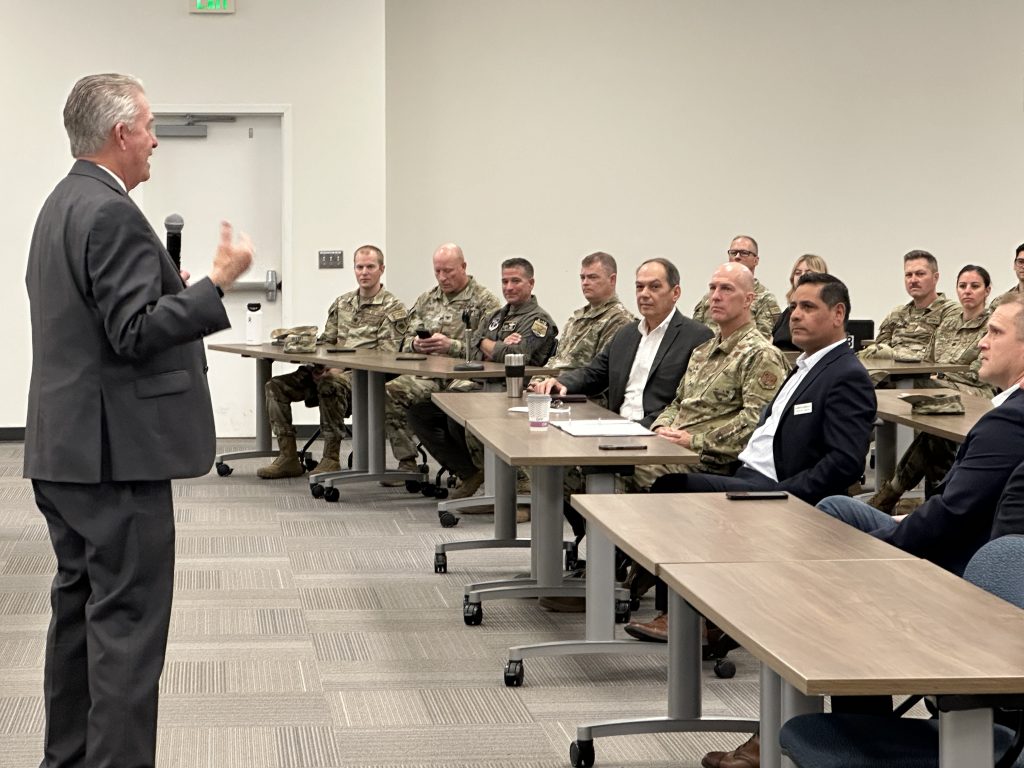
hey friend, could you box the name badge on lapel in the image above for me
[793,403,813,416]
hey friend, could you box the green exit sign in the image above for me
[191,0,234,13]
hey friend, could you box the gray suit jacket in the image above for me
[557,309,713,427]
[24,160,230,483]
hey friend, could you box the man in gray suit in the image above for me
[24,74,252,768]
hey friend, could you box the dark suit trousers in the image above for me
[33,479,175,768]
[406,400,478,480]
[649,467,778,611]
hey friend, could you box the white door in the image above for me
[135,112,285,437]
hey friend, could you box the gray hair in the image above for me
[63,73,144,158]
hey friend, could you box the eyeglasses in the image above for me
[1015,258,1024,267]
[728,249,757,259]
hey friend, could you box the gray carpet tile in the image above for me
[0,440,764,767]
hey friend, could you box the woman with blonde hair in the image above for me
[772,254,829,351]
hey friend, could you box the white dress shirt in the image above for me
[992,383,1020,408]
[738,339,847,480]
[620,313,672,421]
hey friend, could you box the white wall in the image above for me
[385,0,1024,329]
[4,1,1024,429]
[0,1,385,428]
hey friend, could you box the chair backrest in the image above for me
[844,319,875,350]
[963,534,1024,609]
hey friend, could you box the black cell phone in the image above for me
[598,443,647,451]
[725,491,789,500]
[325,347,357,353]
[556,393,588,403]
[416,328,432,339]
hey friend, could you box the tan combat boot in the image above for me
[315,434,343,474]
[867,481,902,515]
[257,435,304,479]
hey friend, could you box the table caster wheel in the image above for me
[439,511,459,528]
[310,483,324,499]
[323,486,340,503]
[503,659,524,687]
[628,597,641,612]
[215,462,232,477]
[614,599,631,624]
[463,601,482,625]
[714,658,736,679]
[570,739,595,768]
[434,553,447,573]
[302,456,318,472]
[435,487,449,499]
[405,480,422,493]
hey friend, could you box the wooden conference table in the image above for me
[450,402,697,627]
[431,392,611,574]
[208,343,539,497]
[663,557,1024,767]
[873,387,991,484]
[567,492,918,768]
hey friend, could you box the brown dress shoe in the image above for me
[623,611,668,642]
[700,750,729,768]
[713,733,760,768]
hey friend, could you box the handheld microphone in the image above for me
[164,213,184,271]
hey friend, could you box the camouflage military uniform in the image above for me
[409,296,559,480]
[692,278,781,339]
[992,285,1023,309]
[631,321,787,489]
[858,294,956,386]
[877,308,994,506]
[265,287,408,442]
[541,296,634,374]
[382,276,500,461]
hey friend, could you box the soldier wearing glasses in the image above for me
[692,235,780,338]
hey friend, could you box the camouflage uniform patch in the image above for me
[649,321,787,473]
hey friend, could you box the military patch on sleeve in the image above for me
[758,371,779,389]
[531,319,549,337]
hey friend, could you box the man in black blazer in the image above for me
[24,74,252,768]
[533,257,712,427]
[531,258,713,541]
[819,295,1024,575]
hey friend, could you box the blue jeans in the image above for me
[817,495,899,537]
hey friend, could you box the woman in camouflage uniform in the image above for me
[869,265,993,513]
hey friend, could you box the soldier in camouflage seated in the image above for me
[869,265,994,513]
[858,249,955,384]
[258,245,408,479]
[380,243,501,484]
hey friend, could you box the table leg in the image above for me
[875,420,897,488]
[215,357,279,465]
[939,708,993,767]
[571,590,755,758]
[760,665,781,768]
[433,448,535,573]
[780,682,822,768]
[316,370,425,493]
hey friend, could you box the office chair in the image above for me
[778,534,1024,768]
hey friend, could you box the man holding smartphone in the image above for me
[381,243,500,481]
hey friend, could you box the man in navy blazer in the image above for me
[636,273,876,768]
[820,295,1024,575]
[649,272,877,502]
[24,74,252,768]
